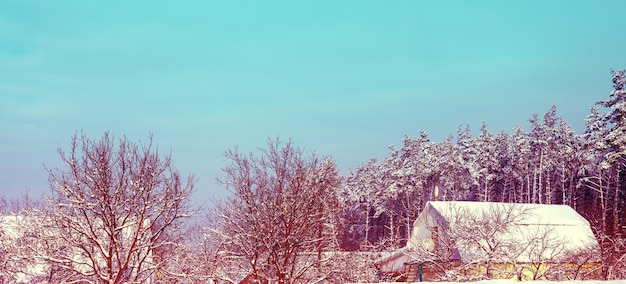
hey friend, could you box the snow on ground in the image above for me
[349,280,626,284]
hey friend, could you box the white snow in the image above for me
[350,280,626,284]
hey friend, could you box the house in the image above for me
[0,214,154,283]
[377,201,602,281]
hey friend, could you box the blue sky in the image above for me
[2,1,625,201]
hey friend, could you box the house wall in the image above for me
[473,262,603,281]
[406,205,436,251]
[406,205,457,261]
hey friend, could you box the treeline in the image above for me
[338,70,626,277]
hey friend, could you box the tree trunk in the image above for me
[613,166,622,236]
[538,149,544,204]
[532,169,538,204]
[364,203,370,246]
[600,168,607,234]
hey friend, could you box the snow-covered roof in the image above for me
[0,215,26,238]
[376,247,410,272]
[427,201,591,227]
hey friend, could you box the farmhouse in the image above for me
[377,201,602,282]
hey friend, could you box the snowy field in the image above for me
[350,281,626,284]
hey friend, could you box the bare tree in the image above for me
[593,230,626,280]
[211,138,342,283]
[43,132,197,283]
[438,203,533,280]
[155,221,224,284]
[519,221,569,280]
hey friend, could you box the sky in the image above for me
[2,1,626,202]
